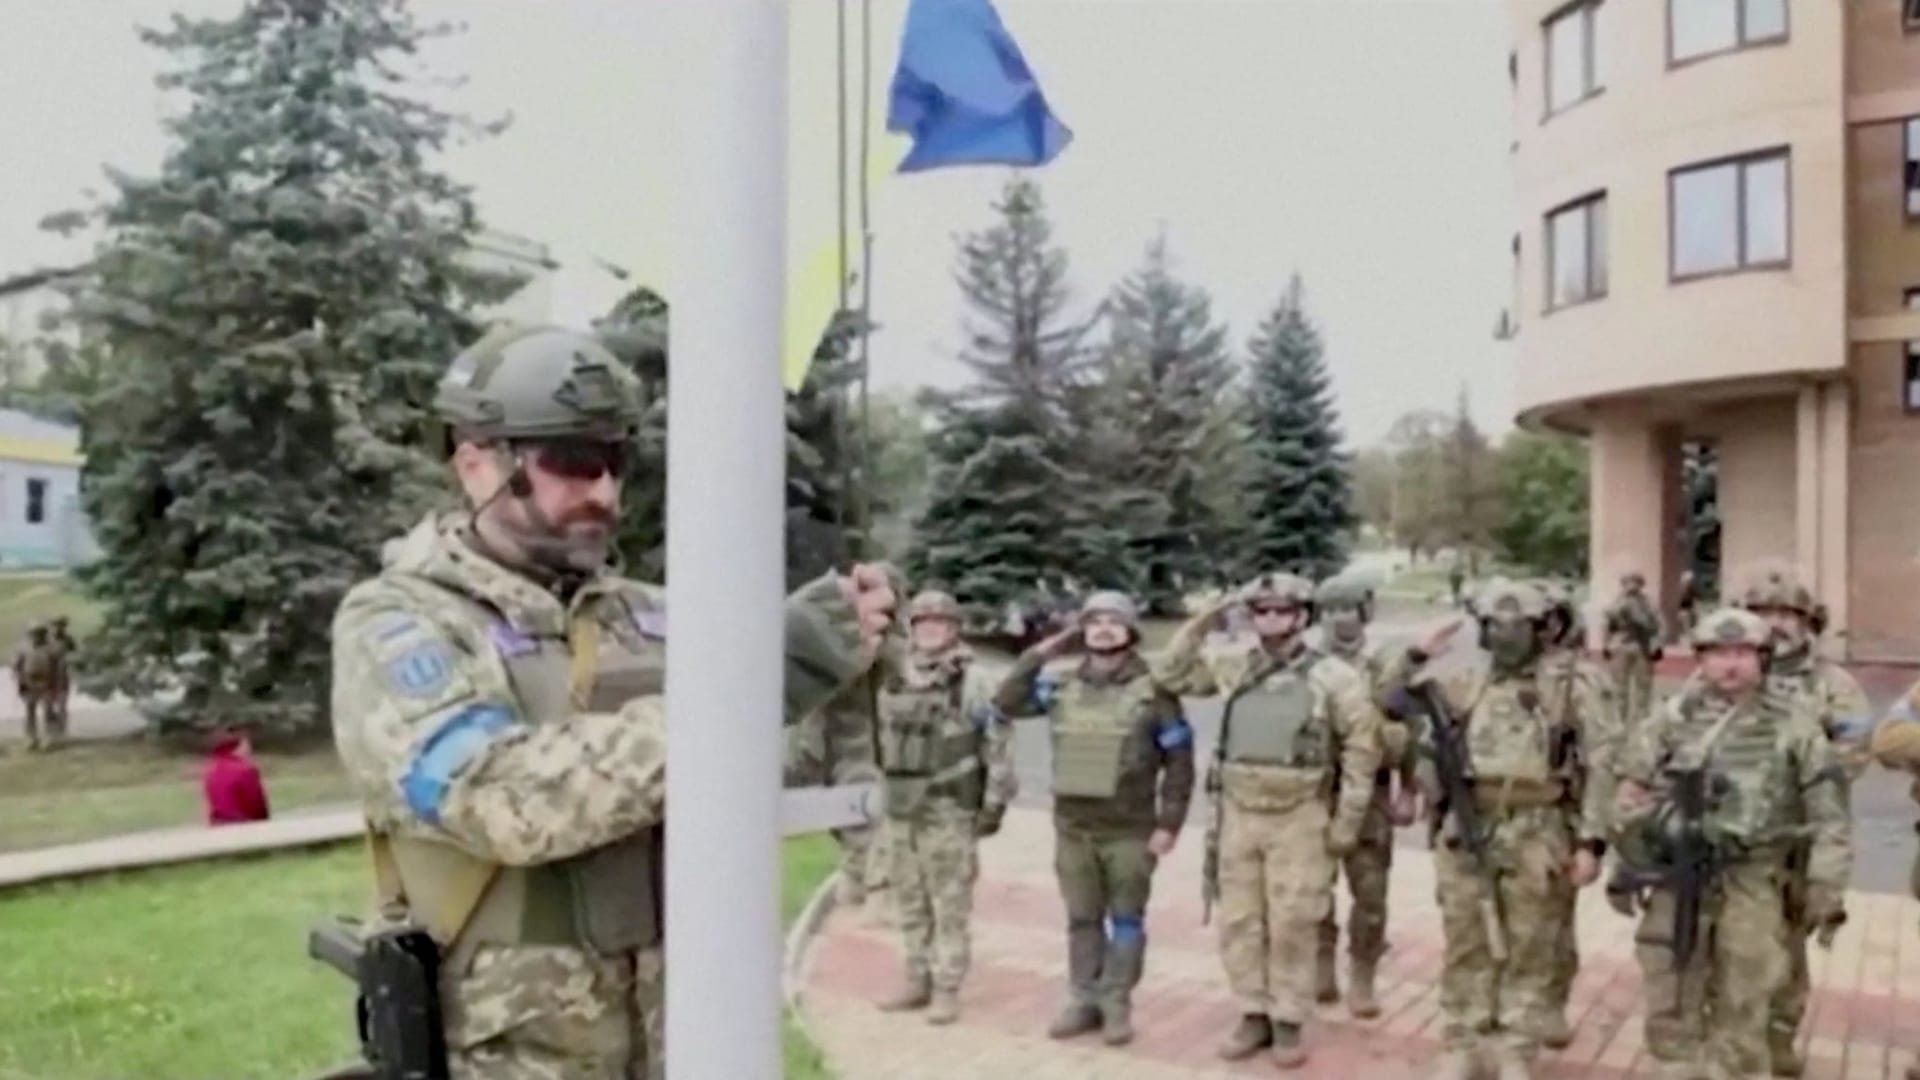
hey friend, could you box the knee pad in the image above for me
[1108,915,1145,945]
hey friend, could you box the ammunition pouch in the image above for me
[1470,777,1564,814]
[1220,761,1326,814]
[1053,728,1128,799]
[308,916,449,1080]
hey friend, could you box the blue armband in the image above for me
[971,704,1005,732]
[401,704,517,826]
[1032,675,1059,712]
[1155,716,1193,750]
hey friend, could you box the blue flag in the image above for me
[886,0,1072,173]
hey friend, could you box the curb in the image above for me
[782,864,849,1056]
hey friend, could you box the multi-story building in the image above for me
[1507,0,1920,661]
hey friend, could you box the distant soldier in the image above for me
[1308,573,1420,1020]
[13,624,59,752]
[1612,607,1850,1080]
[1387,578,1615,1080]
[1603,571,1664,728]
[1156,573,1383,1069]
[873,589,1016,1024]
[1534,579,1618,1050]
[995,591,1194,1048]
[1725,562,1870,1078]
[47,615,75,742]
[1866,679,1920,1080]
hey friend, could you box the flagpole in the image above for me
[855,0,875,554]
[662,2,787,1077]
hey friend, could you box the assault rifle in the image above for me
[1610,763,1720,970]
[1201,763,1222,925]
[1413,680,1507,962]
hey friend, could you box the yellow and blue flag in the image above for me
[886,0,1072,173]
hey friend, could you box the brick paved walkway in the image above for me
[797,807,1920,1079]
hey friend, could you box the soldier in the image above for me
[327,324,896,1080]
[1388,578,1614,1080]
[1155,573,1383,1069]
[47,615,75,743]
[873,589,1017,1024]
[994,590,1194,1048]
[13,624,59,752]
[1724,562,1871,1078]
[1611,607,1850,1080]
[1534,579,1618,1051]
[1308,573,1418,1020]
[1866,680,1920,1080]
[1603,570,1664,730]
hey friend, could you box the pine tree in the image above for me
[1239,275,1355,582]
[1086,233,1247,611]
[1441,384,1497,574]
[52,0,521,735]
[593,285,669,580]
[909,176,1103,618]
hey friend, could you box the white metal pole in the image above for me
[661,2,788,1078]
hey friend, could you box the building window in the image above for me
[1546,193,1607,309]
[1906,118,1920,219]
[1669,0,1787,64]
[24,478,45,525]
[1670,149,1789,279]
[1544,1,1602,116]
[1907,289,1920,413]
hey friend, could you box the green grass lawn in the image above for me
[0,834,844,1079]
[0,572,100,651]
[0,737,356,853]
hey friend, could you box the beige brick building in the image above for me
[1507,0,1920,661]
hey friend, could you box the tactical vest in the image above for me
[877,656,983,816]
[1676,693,1800,852]
[1050,668,1155,800]
[1222,652,1327,768]
[373,578,666,974]
[1464,673,1557,789]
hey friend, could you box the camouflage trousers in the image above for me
[1218,798,1336,1024]
[1610,652,1653,730]
[1317,784,1393,967]
[1635,860,1782,1077]
[884,802,980,991]
[1433,805,1567,1059]
[19,691,54,745]
[1768,862,1816,1052]
[1054,825,1157,1010]
[446,942,663,1080]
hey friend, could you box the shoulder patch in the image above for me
[633,608,666,640]
[385,640,456,700]
[487,619,538,658]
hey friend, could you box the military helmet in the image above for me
[1731,561,1815,616]
[1079,590,1139,628]
[907,589,960,623]
[1313,573,1371,611]
[1474,577,1549,621]
[432,323,643,443]
[1241,572,1314,609]
[1690,606,1771,651]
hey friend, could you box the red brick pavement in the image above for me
[796,807,1920,1079]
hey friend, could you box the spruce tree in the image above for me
[593,285,669,580]
[1240,275,1355,582]
[51,0,521,734]
[909,176,1102,617]
[1087,233,1247,611]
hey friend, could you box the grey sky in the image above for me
[0,0,1513,445]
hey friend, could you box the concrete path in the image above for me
[797,805,1920,1080]
[0,805,359,890]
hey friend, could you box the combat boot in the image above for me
[925,989,959,1026]
[1491,1045,1536,1080]
[1767,1028,1805,1077]
[1906,1061,1920,1080]
[1428,1049,1478,1080]
[1269,1020,1307,1069]
[877,974,930,1012]
[1314,950,1340,1004]
[1537,1011,1573,1050]
[1216,1014,1271,1060]
[1047,1002,1101,1040]
[1346,960,1381,1019]
[1100,998,1134,1046]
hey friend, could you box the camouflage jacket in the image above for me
[995,648,1194,836]
[1616,682,1850,888]
[872,642,1016,818]
[1154,619,1382,838]
[1316,628,1417,778]
[1604,594,1663,657]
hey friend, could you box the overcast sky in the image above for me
[0,0,1513,445]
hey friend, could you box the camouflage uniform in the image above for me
[1309,573,1414,1020]
[1866,679,1920,1080]
[874,590,1017,1024]
[1604,572,1663,731]
[996,591,1195,1048]
[328,326,876,1080]
[1535,579,1619,1050]
[1719,563,1871,1077]
[1613,608,1851,1080]
[786,662,886,904]
[1157,573,1383,1068]
[47,616,74,741]
[1389,579,1616,1080]
[13,625,59,751]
